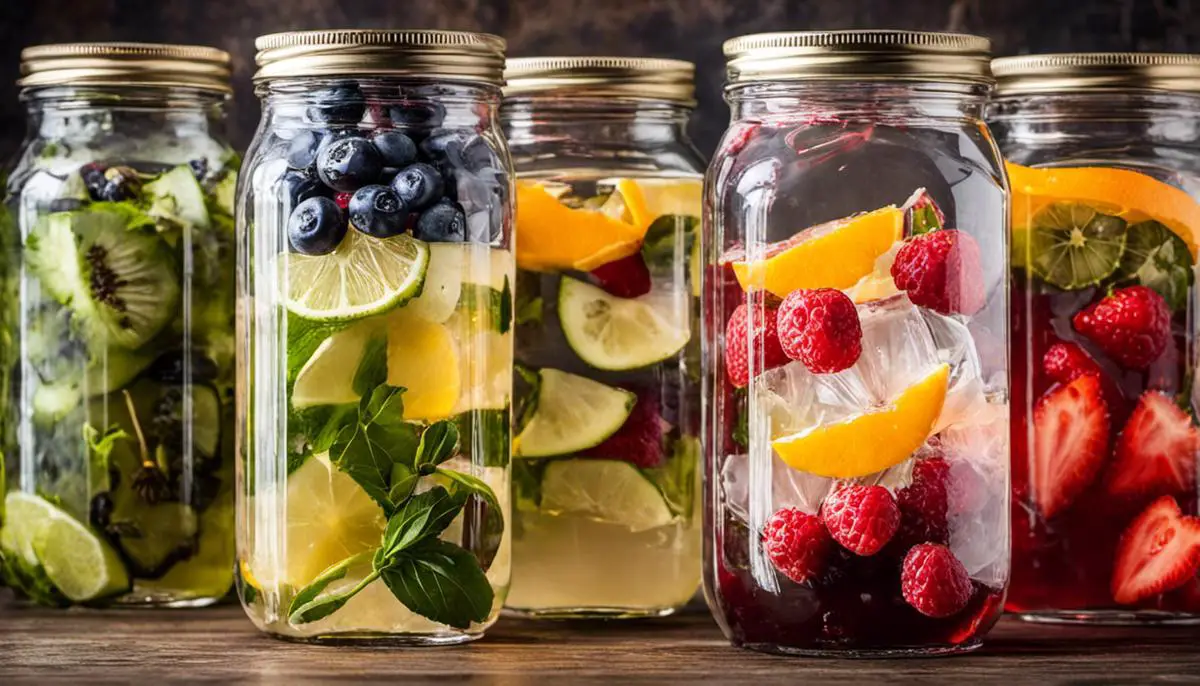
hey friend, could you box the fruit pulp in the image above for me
[705,118,1009,655]
[0,157,239,608]
[1008,165,1200,621]
[506,175,702,617]
[237,93,513,643]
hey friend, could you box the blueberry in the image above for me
[391,162,444,212]
[287,130,324,173]
[89,493,114,529]
[80,163,108,200]
[288,196,347,255]
[349,185,408,238]
[99,166,141,202]
[389,102,446,129]
[317,136,384,193]
[420,128,495,173]
[146,350,220,383]
[372,131,417,168]
[280,170,329,207]
[306,80,366,125]
[188,158,209,180]
[414,200,467,243]
[454,167,506,215]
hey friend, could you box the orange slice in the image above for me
[730,205,904,298]
[515,183,645,271]
[615,178,703,231]
[772,364,949,479]
[1008,162,1200,259]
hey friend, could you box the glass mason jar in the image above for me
[501,58,704,618]
[703,31,1011,656]
[236,31,513,644]
[991,54,1200,624]
[0,43,238,608]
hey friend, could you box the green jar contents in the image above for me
[0,43,238,607]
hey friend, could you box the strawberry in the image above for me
[579,389,666,469]
[763,507,834,584]
[724,299,789,388]
[1104,391,1200,501]
[1111,495,1200,604]
[588,252,652,299]
[901,543,973,618]
[821,484,900,556]
[1043,342,1102,384]
[775,288,862,374]
[1030,375,1110,518]
[890,229,986,316]
[1073,286,1171,369]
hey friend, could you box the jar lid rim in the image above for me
[993,53,1200,94]
[504,56,696,105]
[253,30,507,85]
[722,30,994,86]
[19,42,232,93]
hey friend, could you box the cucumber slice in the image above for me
[558,276,690,371]
[26,212,79,304]
[540,459,675,532]
[144,164,210,230]
[514,368,635,458]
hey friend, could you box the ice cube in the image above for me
[940,405,1010,588]
[922,309,990,431]
[720,452,833,521]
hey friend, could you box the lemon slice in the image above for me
[772,364,950,479]
[285,230,429,322]
[540,459,675,532]
[291,320,383,409]
[558,276,690,371]
[386,309,461,420]
[514,368,635,458]
[612,178,703,231]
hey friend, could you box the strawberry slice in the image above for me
[588,252,652,298]
[1031,375,1110,518]
[1112,495,1200,604]
[1104,391,1200,501]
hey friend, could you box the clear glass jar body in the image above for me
[0,85,238,607]
[992,91,1200,624]
[703,82,1010,655]
[236,77,513,644]
[502,98,704,617]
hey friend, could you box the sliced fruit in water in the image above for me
[730,205,904,297]
[3,491,129,603]
[291,320,385,409]
[514,368,635,458]
[285,229,429,322]
[772,364,949,479]
[1117,220,1194,311]
[558,275,690,371]
[1031,374,1110,519]
[514,182,643,272]
[1111,495,1200,604]
[407,243,514,325]
[1027,202,1128,289]
[385,308,461,420]
[539,458,675,532]
[1104,390,1200,501]
[144,164,211,230]
[612,178,702,231]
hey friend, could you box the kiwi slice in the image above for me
[60,206,181,350]
[1029,202,1128,290]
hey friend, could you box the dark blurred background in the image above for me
[0,0,1198,158]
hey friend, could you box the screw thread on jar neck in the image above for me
[503,97,693,149]
[726,81,991,125]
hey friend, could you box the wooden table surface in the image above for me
[3,594,1199,684]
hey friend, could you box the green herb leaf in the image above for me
[1117,220,1194,311]
[457,279,513,334]
[456,408,511,468]
[83,424,130,494]
[380,539,494,630]
[514,364,541,435]
[388,463,419,504]
[287,550,374,624]
[376,486,465,566]
[641,214,699,270]
[514,270,544,327]
[643,436,700,517]
[513,460,547,512]
[328,385,420,513]
[415,421,460,469]
[286,314,349,384]
[351,333,390,396]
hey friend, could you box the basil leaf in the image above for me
[388,463,419,505]
[435,468,499,512]
[377,486,465,565]
[288,550,373,624]
[328,385,420,513]
[415,421,460,469]
[380,539,494,630]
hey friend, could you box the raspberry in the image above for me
[724,299,789,388]
[890,229,985,315]
[901,543,973,618]
[895,456,950,549]
[1043,341,1102,384]
[1073,286,1171,369]
[588,252,652,299]
[820,484,900,556]
[775,288,862,374]
[763,507,834,584]
[334,191,353,210]
[579,389,666,469]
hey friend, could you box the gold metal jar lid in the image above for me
[992,53,1200,95]
[254,30,506,85]
[504,57,696,105]
[723,30,993,86]
[19,42,232,93]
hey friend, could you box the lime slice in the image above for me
[291,320,383,409]
[514,368,634,458]
[2,492,129,602]
[1029,202,1128,290]
[558,276,690,371]
[540,459,675,532]
[285,230,430,322]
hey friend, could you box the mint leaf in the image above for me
[435,468,499,512]
[415,421,459,469]
[513,460,547,512]
[328,385,420,513]
[351,333,389,396]
[458,279,512,334]
[83,423,130,494]
[288,551,378,624]
[1117,220,1194,311]
[380,539,494,630]
[456,408,510,468]
[286,314,348,384]
[642,214,699,270]
[388,463,418,504]
[514,364,541,434]
[643,436,699,517]
[376,486,465,565]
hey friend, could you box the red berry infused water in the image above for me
[703,32,1009,656]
